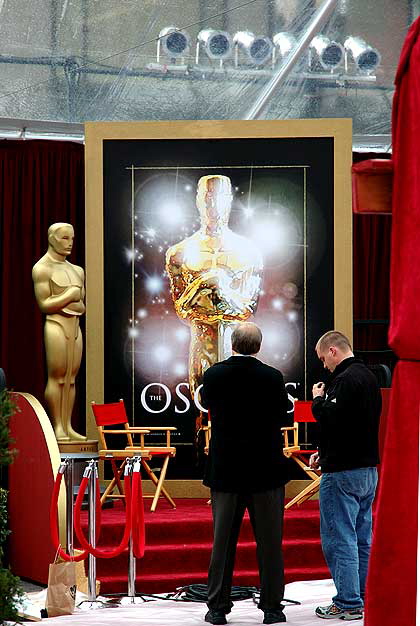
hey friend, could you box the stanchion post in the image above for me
[127,457,137,599]
[87,459,97,602]
[119,456,146,605]
[65,458,74,558]
[78,459,107,609]
[128,537,136,597]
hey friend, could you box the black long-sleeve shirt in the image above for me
[312,357,381,473]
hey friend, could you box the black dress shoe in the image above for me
[205,609,227,625]
[263,609,286,624]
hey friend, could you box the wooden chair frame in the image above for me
[92,399,177,511]
[200,422,212,455]
[282,400,321,510]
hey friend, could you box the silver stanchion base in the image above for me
[77,600,108,610]
[112,595,150,606]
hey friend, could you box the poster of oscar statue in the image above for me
[87,122,352,477]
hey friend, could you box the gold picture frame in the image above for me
[84,119,352,442]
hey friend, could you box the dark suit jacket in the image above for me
[201,355,291,493]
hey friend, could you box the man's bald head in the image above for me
[231,322,262,355]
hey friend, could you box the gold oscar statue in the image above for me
[165,174,263,403]
[32,223,87,442]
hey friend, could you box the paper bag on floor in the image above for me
[45,561,76,617]
[68,550,100,596]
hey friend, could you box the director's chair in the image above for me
[282,400,321,510]
[91,399,177,511]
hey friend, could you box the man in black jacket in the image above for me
[201,322,290,625]
[310,330,381,621]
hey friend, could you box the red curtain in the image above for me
[0,140,85,431]
[365,362,419,626]
[365,17,420,626]
[388,19,420,358]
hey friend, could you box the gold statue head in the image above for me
[196,175,232,230]
[48,222,74,258]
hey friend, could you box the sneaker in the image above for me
[315,603,363,620]
[205,609,227,625]
[263,609,287,624]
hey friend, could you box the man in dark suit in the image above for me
[201,322,290,625]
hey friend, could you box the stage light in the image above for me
[344,36,381,73]
[196,29,233,63]
[273,32,297,60]
[157,26,190,61]
[233,31,273,66]
[309,35,344,70]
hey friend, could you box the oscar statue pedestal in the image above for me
[8,392,65,584]
[8,393,100,584]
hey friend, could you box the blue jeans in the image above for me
[319,468,378,610]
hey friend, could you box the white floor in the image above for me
[14,579,363,625]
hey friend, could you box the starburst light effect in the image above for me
[146,275,164,294]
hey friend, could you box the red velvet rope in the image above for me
[50,462,146,562]
[131,468,145,558]
[73,473,133,559]
[49,470,101,562]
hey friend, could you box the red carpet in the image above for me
[80,498,328,594]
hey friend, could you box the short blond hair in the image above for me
[316,330,352,353]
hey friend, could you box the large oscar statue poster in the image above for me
[85,120,352,478]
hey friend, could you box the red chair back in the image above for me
[91,400,128,427]
[293,400,316,423]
